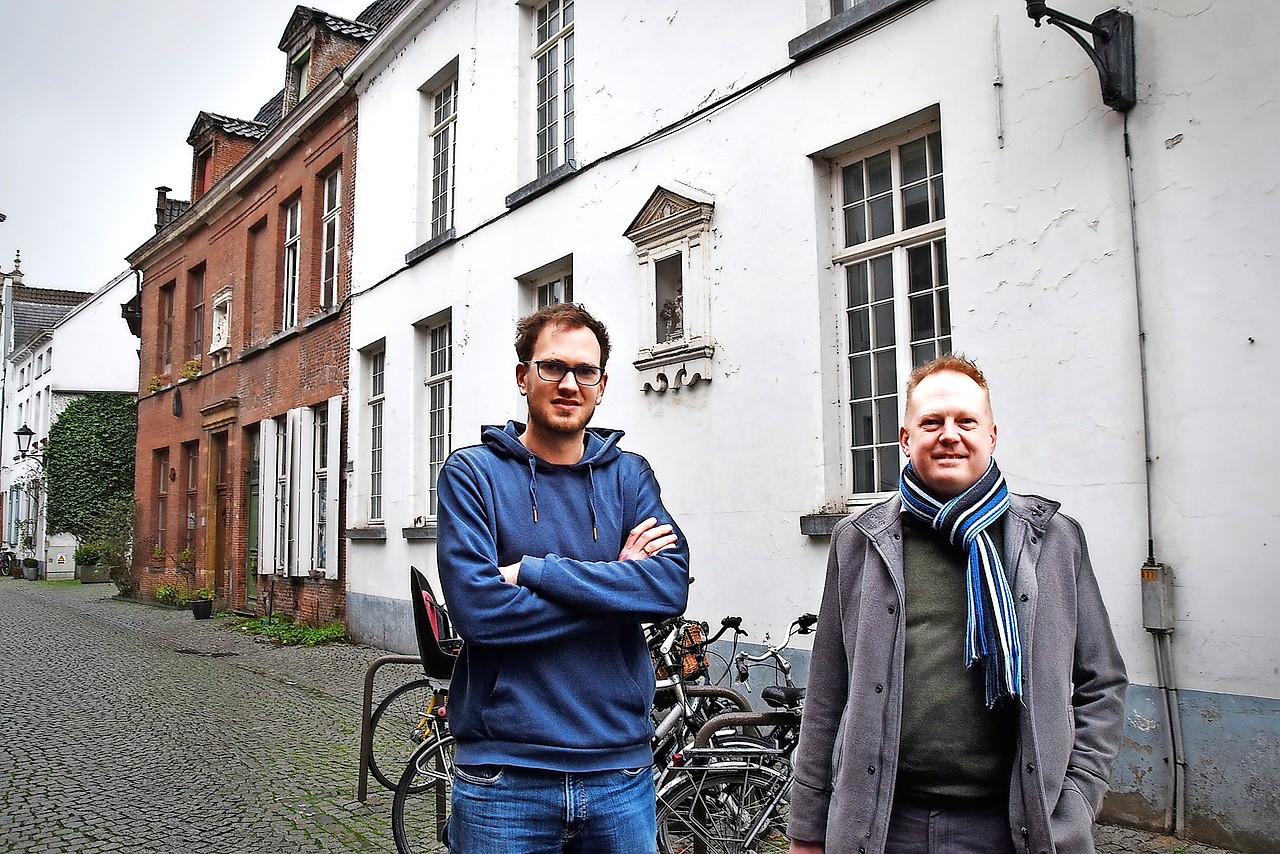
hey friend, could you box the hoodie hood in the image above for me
[481,421,624,539]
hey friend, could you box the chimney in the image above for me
[155,186,172,232]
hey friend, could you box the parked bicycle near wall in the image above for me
[653,613,815,854]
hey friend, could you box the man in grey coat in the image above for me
[788,355,1126,854]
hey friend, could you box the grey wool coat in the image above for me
[787,494,1127,854]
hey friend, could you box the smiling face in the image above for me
[900,369,997,499]
[517,322,607,446]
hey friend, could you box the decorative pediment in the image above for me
[623,182,715,249]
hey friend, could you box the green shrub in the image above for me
[74,541,107,565]
[230,615,346,646]
[154,583,187,606]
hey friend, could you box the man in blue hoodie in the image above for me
[437,302,691,853]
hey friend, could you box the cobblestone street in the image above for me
[0,577,407,853]
[0,578,1244,854]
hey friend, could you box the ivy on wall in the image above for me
[45,393,137,541]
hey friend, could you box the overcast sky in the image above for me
[0,0,373,292]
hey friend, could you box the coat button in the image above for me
[1020,827,1028,836]
[1030,535,1038,544]
[868,765,876,774]
[1020,593,1029,602]
[887,605,896,614]
[1026,763,1035,772]
[875,683,884,693]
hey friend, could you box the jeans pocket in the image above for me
[455,763,504,785]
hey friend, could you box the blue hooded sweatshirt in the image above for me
[436,421,691,772]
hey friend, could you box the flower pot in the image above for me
[191,599,214,620]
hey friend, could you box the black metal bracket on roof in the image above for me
[1026,3,1136,112]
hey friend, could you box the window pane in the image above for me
[852,401,874,445]
[910,293,936,341]
[873,302,895,347]
[850,354,872,399]
[842,163,865,203]
[847,307,871,353]
[846,263,869,307]
[852,448,876,494]
[870,254,893,301]
[876,397,897,439]
[869,195,894,240]
[866,152,892,196]
[874,349,896,393]
[844,203,867,247]
[902,183,930,230]
[877,445,901,492]
[900,138,927,184]
[907,244,932,293]
[928,131,943,173]
[912,341,938,365]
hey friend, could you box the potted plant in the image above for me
[190,586,216,620]
[179,359,201,381]
[21,556,38,581]
[151,544,167,565]
[73,541,113,584]
[174,547,196,570]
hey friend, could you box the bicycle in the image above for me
[654,613,815,854]
[388,567,461,854]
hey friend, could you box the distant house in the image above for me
[125,0,408,621]
[0,257,96,567]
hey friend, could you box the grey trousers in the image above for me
[885,798,1017,854]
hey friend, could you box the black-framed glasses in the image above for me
[526,360,605,386]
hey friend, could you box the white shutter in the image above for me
[325,395,342,580]
[296,406,317,576]
[286,408,303,576]
[258,419,278,576]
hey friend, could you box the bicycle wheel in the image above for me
[370,678,439,790]
[656,766,791,854]
[392,733,456,854]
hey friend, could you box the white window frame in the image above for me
[422,318,452,519]
[533,0,574,177]
[429,78,458,239]
[320,169,341,310]
[368,348,386,523]
[310,397,341,578]
[831,122,950,497]
[282,198,301,329]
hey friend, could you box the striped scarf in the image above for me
[899,459,1021,707]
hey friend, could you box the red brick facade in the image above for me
[130,94,358,626]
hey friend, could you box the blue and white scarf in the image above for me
[899,459,1021,707]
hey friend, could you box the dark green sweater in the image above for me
[895,514,1018,804]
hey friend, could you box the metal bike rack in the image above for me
[357,654,422,802]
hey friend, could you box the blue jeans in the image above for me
[447,764,657,854]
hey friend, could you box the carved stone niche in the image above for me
[623,182,716,394]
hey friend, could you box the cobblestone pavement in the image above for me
[0,578,1244,854]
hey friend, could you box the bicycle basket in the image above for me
[652,620,711,681]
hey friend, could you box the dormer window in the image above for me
[194,145,213,198]
[290,47,312,107]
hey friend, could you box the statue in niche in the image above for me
[659,294,683,342]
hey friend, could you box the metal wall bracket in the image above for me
[1027,3,1136,112]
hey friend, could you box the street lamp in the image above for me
[14,424,46,467]
[1026,1,1136,112]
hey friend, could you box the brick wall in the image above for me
[133,97,357,628]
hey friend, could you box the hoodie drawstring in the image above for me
[524,448,599,541]
[527,457,540,524]
[587,464,599,541]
